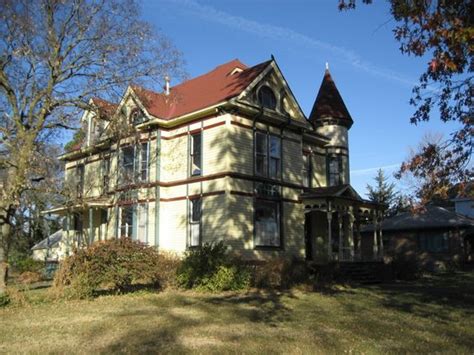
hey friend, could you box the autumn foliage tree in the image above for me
[0,0,184,295]
[339,0,473,202]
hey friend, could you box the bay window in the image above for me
[255,200,280,247]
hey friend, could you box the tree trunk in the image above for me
[0,226,8,296]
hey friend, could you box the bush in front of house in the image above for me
[17,271,43,285]
[53,238,180,298]
[0,293,10,307]
[390,253,421,280]
[252,257,310,289]
[15,257,44,274]
[176,242,251,291]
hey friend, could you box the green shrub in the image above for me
[0,293,10,307]
[197,265,251,292]
[177,242,250,292]
[15,258,44,274]
[53,238,178,298]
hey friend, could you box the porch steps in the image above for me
[338,262,384,284]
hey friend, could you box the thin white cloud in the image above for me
[162,0,417,86]
[351,163,400,176]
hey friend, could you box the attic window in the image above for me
[257,86,277,110]
[229,67,244,75]
[130,108,146,125]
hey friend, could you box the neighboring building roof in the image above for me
[363,206,474,232]
[132,59,271,120]
[308,69,353,128]
[32,230,63,251]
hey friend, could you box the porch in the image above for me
[301,185,384,263]
[43,197,112,250]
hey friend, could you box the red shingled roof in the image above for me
[309,69,353,127]
[91,97,118,118]
[132,59,271,120]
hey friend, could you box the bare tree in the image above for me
[0,0,184,295]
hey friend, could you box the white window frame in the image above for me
[119,205,134,239]
[190,132,202,176]
[189,198,202,247]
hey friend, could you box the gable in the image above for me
[237,61,307,123]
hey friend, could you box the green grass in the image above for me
[1,272,474,354]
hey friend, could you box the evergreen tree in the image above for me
[366,169,398,217]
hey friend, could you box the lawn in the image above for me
[1,272,474,354]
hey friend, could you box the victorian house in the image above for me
[47,57,384,263]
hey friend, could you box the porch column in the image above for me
[89,207,94,245]
[338,213,343,261]
[348,211,355,259]
[373,213,378,260]
[327,202,333,261]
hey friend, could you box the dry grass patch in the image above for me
[1,273,474,353]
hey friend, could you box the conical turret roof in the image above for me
[309,69,353,128]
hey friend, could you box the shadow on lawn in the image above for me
[368,272,474,317]
[340,272,474,352]
[94,289,296,352]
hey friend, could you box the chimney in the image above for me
[164,75,170,96]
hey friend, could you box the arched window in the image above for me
[257,85,277,110]
[130,108,146,125]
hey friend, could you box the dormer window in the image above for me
[257,85,277,110]
[130,108,146,125]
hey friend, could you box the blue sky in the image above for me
[141,0,460,197]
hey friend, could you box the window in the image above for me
[257,86,277,110]
[102,157,110,193]
[189,198,201,247]
[255,132,267,176]
[255,132,281,179]
[418,233,449,253]
[121,146,134,183]
[302,154,311,187]
[120,143,149,183]
[269,136,281,179]
[77,164,85,197]
[120,205,134,238]
[255,200,280,247]
[139,142,149,181]
[100,209,108,225]
[137,203,147,243]
[130,108,146,125]
[327,155,343,186]
[190,132,202,176]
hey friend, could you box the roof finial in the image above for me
[325,62,329,71]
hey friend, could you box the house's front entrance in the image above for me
[300,185,384,263]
